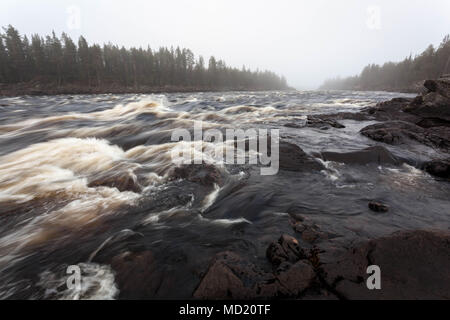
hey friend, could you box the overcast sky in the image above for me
[1,0,449,88]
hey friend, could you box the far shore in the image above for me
[0,82,293,97]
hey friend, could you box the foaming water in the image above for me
[0,90,448,299]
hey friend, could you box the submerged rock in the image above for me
[88,172,142,193]
[368,201,389,213]
[306,116,346,129]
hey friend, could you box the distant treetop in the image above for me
[0,25,288,91]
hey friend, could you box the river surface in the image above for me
[0,90,449,299]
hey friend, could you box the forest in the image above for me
[320,35,450,92]
[0,25,288,93]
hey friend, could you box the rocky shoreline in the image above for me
[193,78,450,300]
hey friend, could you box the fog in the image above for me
[1,0,449,89]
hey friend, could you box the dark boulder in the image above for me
[88,172,142,193]
[403,79,450,123]
[193,251,279,299]
[275,260,316,295]
[279,142,324,172]
[321,230,450,299]
[404,92,450,122]
[171,163,223,186]
[360,121,425,145]
[364,98,419,122]
[368,201,389,213]
[424,79,450,98]
[423,159,450,179]
[111,250,172,299]
[266,234,306,267]
[306,116,346,129]
[321,146,400,166]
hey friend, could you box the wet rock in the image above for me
[423,79,450,98]
[290,219,330,244]
[279,142,324,172]
[403,79,450,123]
[171,163,223,186]
[276,260,316,295]
[404,92,450,122]
[88,172,142,193]
[320,112,372,121]
[364,97,419,122]
[111,250,171,299]
[321,230,450,299]
[415,117,450,128]
[368,201,389,213]
[193,251,277,299]
[360,121,424,145]
[423,159,450,178]
[266,234,306,267]
[307,116,346,129]
[321,146,400,166]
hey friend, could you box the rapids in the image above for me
[0,90,448,299]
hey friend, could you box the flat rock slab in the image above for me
[321,145,400,166]
[320,230,450,300]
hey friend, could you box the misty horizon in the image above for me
[1,0,449,89]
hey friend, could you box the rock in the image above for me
[423,159,450,178]
[194,249,319,299]
[193,251,277,299]
[360,121,425,145]
[404,92,450,122]
[403,79,450,123]
[291,219,330,244]
[88,172,142,193]
[359,120,450,151]
[364,98,419,122]
[266,234,306,267]
[276,261,316,295]
[321,146,400,166]
[307,116,346,129]
[171,163,222,186]
[111,250,171,299]
[368,201,389,213]
[415,117,450,128]
[278,142,324,172]
[321,230,450,299]
[424,79,450,98]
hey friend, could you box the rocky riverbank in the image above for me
[193,78,450,300]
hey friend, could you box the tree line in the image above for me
[0,25,288,91]
[320,35,450,92]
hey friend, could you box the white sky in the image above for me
[1,0,449,88]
